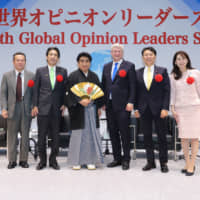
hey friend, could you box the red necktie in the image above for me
[16,72,22,101]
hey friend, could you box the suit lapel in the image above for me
[53,66,59,90]
[44,66,52,90]
[11,70,16,94]
[86,70,91,81]
[140,67,147,91]
[107,62,113,83]
[78,69,88,81]
[149,65,157,90]
[24,70,28,95]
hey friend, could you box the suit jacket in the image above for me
[33,66,68,116]
[135,65,170,116]
[102,59,136,112]
[170,69,200,107]
[0,69,34,119]
[65,69,104,130]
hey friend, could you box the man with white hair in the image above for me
[102,43,136,170]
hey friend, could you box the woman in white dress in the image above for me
[170,51,200,176]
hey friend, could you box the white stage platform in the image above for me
[0,151,200,200]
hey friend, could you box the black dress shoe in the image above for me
[142,162,156,171]
[7,162,17,169]
[19,161,29,168]
[49,162,60,170]
[36,162,46,170]
[181,169,187,173]
[107,160,121,168]
[185,166,195,176]
[122,161,130,170]
[185,171,194,176]
[161,164,169,173]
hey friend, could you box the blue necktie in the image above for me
[112,62,118,81]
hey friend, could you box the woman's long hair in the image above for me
[171,51,193,80]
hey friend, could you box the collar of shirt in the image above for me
[15,69,24,77]
[48,65,56,73]
[144,65,155,72]
[111,59,123,77]
[113,59,123,68]
[79,69,89,77]
[83,72,88,77]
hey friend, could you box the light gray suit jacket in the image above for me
[0,69,35,119]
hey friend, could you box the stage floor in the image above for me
[0,150,200,200]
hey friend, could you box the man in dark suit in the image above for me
[135,46,170,173]
[32,47,68,170]
[102,43,136,170]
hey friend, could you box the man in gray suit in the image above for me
[0,52,34,169]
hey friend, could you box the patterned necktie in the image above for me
[112,62,118,81]
[50,67,55,89]
[16,72,22,101]
[147,67,152,90]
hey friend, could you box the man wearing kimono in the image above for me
[66,52,104,170]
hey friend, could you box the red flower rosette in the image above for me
[187,76,195,84]
[118,69,127,78]
[27,80,34,87]
[155,74,163,82]
[56,74,63,82]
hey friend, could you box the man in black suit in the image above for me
[135,47,170,173]
[102,43,136,170]
[32,47,68,170]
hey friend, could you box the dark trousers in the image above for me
[37,107,61,165]
[106,101,131,162]
[140,106,168,164]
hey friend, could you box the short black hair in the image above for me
[46,47,60,58]
[141,46,157,56]
[13,52,26,61]
[76,52,92,62]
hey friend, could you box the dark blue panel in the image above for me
[183,0,200,10]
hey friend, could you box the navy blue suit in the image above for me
[102,60,136,162]
[33,66,68,165]
[135,66,170,164]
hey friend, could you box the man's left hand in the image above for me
[160,109,168,118]
[60,105,66,116]
[126,103,134,112]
